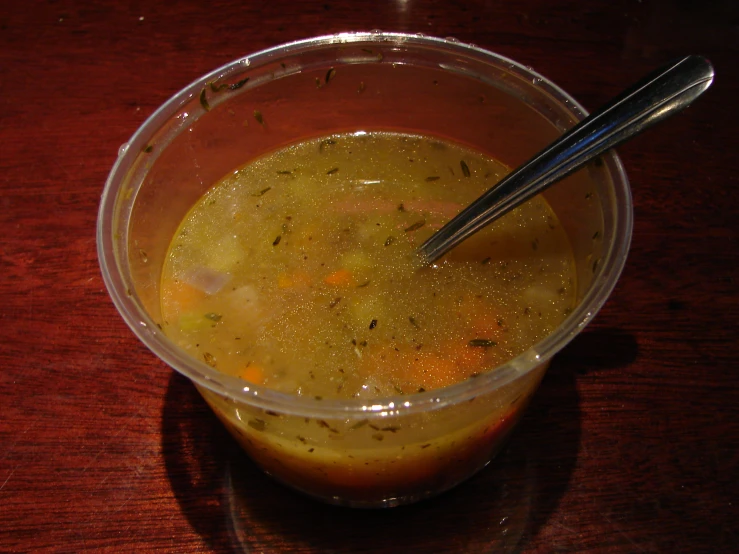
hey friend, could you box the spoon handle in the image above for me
[418,55,714,264]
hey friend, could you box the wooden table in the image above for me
[1,1,737,552]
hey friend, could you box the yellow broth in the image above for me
[159,131,576,504]
[161,131,575,398]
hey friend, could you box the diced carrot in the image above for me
[323,269,353,286]
[407,351,460,390]
[363,338,491,393]
[441,341,486,371]
[238,364,265,384]
[163,281,206,312]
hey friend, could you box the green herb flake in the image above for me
[272,235,282,246]
[202,352,217,367]
[409,316,419,329]
[317,420,340,434]
[397,203,405,212]
[369,319,378,330]
[469,339,497,347]
[326,167,339,175]
[371,433,384,441]
[481,257,491,265]
[325,67,336,84]
[199,88,210,111]
[204,312,222,322]
[252,186,272,197]
[319,139,336,153]
[425,176,440,182]
[329,297,342,309]
[229,77,249,90]
[460,160,471,177]
[142,144,153,153]
[404,220,426,232]
[209,81,228,93]
[384,236,396,246]
[592,230,601,240]
[351,419,369,430]
[357,280,371,288]
[253,110,264,125]
[248,419,266,431]
[277,170,292,175]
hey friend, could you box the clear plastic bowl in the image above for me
[97,32,632,508]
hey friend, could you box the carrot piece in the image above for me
[277,273,294,288]
[323,269,353,286]
[238,365,265,384]
[363,337,491,394]
[441,341,486,372]
[408,352,460,390]
[163,281,206,312]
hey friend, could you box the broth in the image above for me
[161,132,575,400]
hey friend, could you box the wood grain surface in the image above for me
[1,0,737,552]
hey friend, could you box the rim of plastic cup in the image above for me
[97,32,632,419]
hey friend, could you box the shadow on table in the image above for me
[161,327,637,553]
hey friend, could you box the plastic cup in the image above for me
[97,32,631,507]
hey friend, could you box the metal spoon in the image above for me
[418,55,714,264]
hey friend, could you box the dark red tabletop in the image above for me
[1,1,737,552]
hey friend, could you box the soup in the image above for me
[159,131,575,503]
[161,132,574,396]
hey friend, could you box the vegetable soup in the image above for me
[161,132,575,399]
